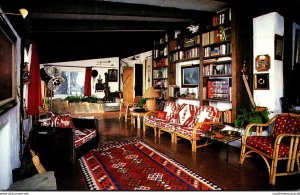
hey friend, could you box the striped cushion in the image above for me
[193,106,220,124]
[175,125,204,139]
[163,101,177,121]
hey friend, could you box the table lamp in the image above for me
[143,86,159,111]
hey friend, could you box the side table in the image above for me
[130,111,147,130]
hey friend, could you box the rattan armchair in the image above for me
[239,113,300,185]
[119,96,142,122]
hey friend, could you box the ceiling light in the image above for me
[0,8,28,19]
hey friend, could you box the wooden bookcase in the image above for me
[200,7,242,122]
[153,33,169,99]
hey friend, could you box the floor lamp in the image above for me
[143,86,159,111]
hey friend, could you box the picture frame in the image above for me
[108,69,118,82]
[254,73,269,90]
[0,16,17,116]
[274,34,284,61]
[181,65,199,87]
[294,29,300,69]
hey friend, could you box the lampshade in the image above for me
[19,8,28,19]
[143,86,159,99]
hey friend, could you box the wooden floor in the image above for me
[54,112,300,191]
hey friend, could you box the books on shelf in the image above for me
[203,63,231,76]
[207,79,231,101]
[221,109,233,124]
[169,85,180,97]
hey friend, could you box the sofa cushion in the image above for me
[158,121,177,132]
[74,128,97,148]
[272,115,300,137]
[163,101,177,121]
[175,125,204,139]
[156,110,167,120]
[145,116,165,126]
[193,106,220,124]
[177,104,197,127]
[246,136,293,158]
[52,113,74,128]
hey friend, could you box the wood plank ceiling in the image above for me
[0,0,233,63]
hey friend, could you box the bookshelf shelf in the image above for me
[200,7,242,122]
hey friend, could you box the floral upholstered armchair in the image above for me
[240,113,300,185]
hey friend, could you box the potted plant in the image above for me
[233,106,269,134]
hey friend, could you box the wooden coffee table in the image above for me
[130,110,148,130]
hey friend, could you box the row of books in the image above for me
[169,85,180,97]
[153,58,168,67]
[183,35,201,48]
[154,79,168,88]
[202,27,231,46]
[170,47,200,62]
[153,68,168,79]
[203,63,231,76]
[153,46,168,59]
[203,43,231,57]
[212,8,231,27]
[220,109,233,124]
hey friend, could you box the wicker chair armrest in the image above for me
[273,133,300,158]
[144,110,157,118]
[192,121,223,139]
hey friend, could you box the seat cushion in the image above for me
[175,125,204,139]
[74,128,97,148]
[272,115,300,137]
[246,136,292,158]
[145,116,164,126]
[158,121,177,132]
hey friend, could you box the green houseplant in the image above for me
[233,106,269,129]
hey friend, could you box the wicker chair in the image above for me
[239,113,300,185]
[119,96,142,122]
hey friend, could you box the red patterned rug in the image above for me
[78,138,222,191]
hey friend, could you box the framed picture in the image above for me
[254,73,269,90]
[255,54,270,72]
[108,69,118,82]
[274,34,284,61]
[0,16,17,116]
[294,29,300,69]
[181,65,199,87]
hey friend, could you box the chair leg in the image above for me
[192,140,196,152]
[239,144,246,164]
[269,158,278,185]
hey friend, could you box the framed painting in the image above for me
[0,16,17,116]
[108,69,118,82]
[294,29,300,69]
[274,34,284,61]
[181,65,199,87]
[254,73,269,90]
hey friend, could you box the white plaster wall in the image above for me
[0,11,21,189]
[253,12,284,117]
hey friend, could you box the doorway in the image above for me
[135,64,143,96]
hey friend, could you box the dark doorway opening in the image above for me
[135,64,143,96]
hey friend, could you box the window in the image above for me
[54,70,85,97]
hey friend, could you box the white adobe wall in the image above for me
[253,12,284,117]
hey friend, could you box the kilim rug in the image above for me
[78,137,222,191]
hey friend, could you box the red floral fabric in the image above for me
[272,115,300,137]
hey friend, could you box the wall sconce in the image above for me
[0,8,28,19]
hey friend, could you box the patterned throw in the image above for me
[79,138,222,191]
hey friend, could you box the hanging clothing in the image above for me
[84,67,92,96]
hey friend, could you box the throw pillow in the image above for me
[53,113,74,128]
[200,118,212,132]
[156,110,167,120]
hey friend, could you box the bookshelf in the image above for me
[153,33,169,99]
[200,7,242,123]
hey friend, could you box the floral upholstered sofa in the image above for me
[143,101,222,152]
